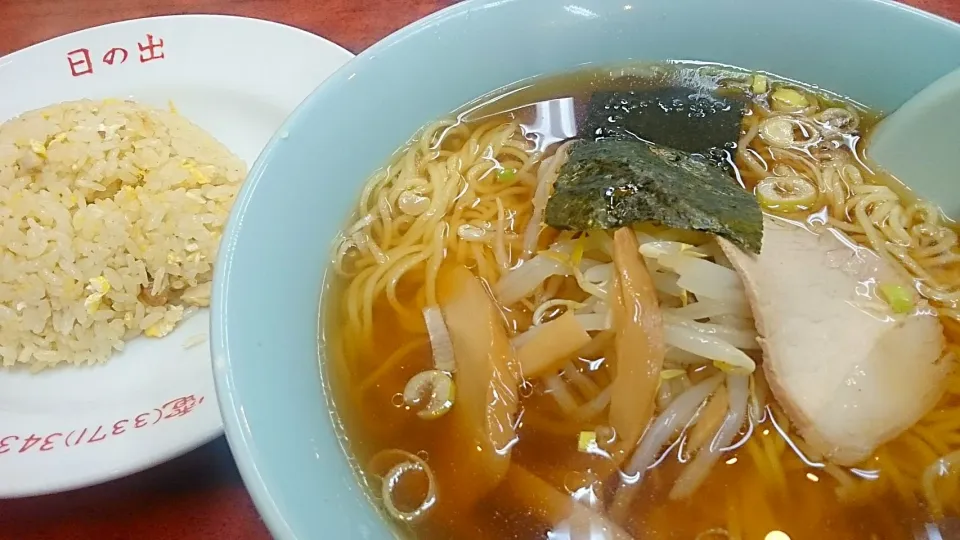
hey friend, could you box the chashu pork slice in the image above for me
[719,218,951,466]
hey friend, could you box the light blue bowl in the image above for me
[211,1,960,538]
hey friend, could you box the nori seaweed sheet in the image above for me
[544,139,762,254]
[581,87,747,168]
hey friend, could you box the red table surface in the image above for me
[0,0,958,538]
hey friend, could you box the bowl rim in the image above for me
[210,0,960,538]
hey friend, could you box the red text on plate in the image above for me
[162,395,204,419]
[0,435,19,455]
[18,434,42,454]
[66,49,94,77]
[87,426,108,443]
[102,47,129,65]
[138,34,165,63]
[40,433,63,452]
[65,34,166,77]
[65,428,87,448]
[0,395,205,456]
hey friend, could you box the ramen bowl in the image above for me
[211,0,960,538]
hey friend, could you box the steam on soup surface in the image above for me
[323,62,960,539]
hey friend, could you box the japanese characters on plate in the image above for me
[66,33,167,77]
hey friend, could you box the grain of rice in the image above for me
[182,333,209,350]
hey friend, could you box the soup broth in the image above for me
[324,63,960,540]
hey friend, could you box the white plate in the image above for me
[0,15,352,498]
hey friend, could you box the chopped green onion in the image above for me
[879,283,915,314]
[713,360,751,374]
[758,117,796,147]
[755,176,818,213]
[571,233,587,267]
[661,369,687,380]
[497,168,517,182]
[771,88,809,111]
[578,431,598,453]
[751,74,768,94]
[372,450,437,523]
[403,370,456,419]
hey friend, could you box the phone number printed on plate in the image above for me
[0,394,204,456]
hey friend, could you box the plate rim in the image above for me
[0,13,353,62]
[0,13,353,499]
